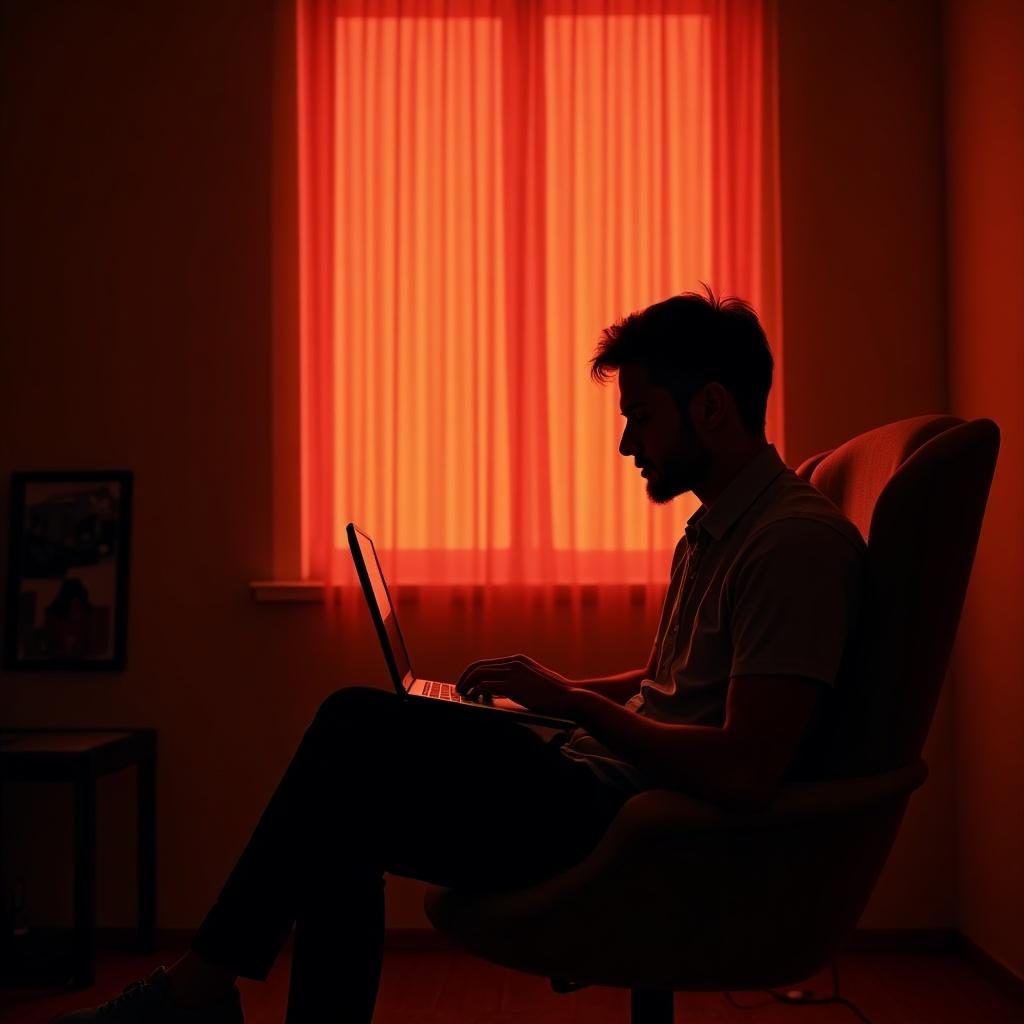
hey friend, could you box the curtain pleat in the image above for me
[297,0,781,608]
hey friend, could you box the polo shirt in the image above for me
[556,442,866,793]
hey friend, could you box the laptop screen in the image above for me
[347,524,415,692]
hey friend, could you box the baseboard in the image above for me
[92,927,459,953]
[957,931,1024,1006]
[90,926,1022,1001]
[842,928,959,953]
[380,929,456,951]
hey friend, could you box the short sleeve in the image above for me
[726,518,865,686]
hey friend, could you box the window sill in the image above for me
[249,581,657,606]
[250,581,326,603]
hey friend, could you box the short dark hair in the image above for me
[589,284,774,436]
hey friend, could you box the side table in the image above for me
[0,728,157,989]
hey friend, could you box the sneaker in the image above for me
[51,966,244,1023]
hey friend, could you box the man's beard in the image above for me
[646,446,711,505]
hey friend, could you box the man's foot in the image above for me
[50,966,244,1023]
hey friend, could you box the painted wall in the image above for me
[943,0,1024,982]
[777,0,949,461]
[775,0,953,930]
[0,0,996,961]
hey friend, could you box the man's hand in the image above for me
[455,654,576,719]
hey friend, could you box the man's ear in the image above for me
[696,382,728,429]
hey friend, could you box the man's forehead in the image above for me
[617,365,658,413]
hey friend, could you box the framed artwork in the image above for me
[3,471,133,670]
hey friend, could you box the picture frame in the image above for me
[3,471,133,671]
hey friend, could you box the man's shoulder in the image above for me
[743,476,867,559]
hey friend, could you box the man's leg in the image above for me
[187,686,630,1023]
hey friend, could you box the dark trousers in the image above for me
[190,686,632,1023]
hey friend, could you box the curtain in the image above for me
[297,0,781,609]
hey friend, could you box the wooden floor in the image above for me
[1,946,1021,1023]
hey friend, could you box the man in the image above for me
[55,287,865,1023]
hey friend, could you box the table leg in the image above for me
[137,752,156,953]
[73,776,96,988]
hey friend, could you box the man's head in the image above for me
[590,285,773,505]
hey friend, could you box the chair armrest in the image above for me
[424,760,929,989]
[596,759,928,854]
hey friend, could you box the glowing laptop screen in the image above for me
[348,524,414,691]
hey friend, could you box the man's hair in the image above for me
[589,284,774,436]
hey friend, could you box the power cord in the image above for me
[723,956,875,1023]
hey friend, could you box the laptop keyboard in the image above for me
[422,680,490,704]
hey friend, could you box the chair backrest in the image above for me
[794,414,1000,779]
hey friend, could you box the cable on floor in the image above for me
[722,956,875,1023]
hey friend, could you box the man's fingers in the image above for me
[455,660,488,693]
[456,659,515,694]
[461,672,510,699]
[464,679,499,701]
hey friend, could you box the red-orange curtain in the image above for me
[297,0,781,601]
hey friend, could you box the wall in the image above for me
[0,0,283,931]
[0,0,968,947]
[944,0,1024,981]
[776,0,953,929]
[0,0,662,936]
[777,0,949,461]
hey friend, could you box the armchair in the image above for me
[424,414,1000,1023]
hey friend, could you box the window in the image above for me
[296,0,781,589]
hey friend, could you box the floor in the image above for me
[1,947,1021,1023]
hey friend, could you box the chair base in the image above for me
[552,982,674,1023]
[630,989,674,1024]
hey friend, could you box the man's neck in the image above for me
[694,438,769,508]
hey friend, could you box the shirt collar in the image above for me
[684,443,787,545]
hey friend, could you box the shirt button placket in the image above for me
[687,534,705,582]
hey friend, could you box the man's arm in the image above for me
[571,642,658,705]
[562,672,822,810]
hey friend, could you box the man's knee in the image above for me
[314,685,392,725]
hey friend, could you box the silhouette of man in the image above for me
[56,287,865,1023]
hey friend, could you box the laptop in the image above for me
[347,522,578,729]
